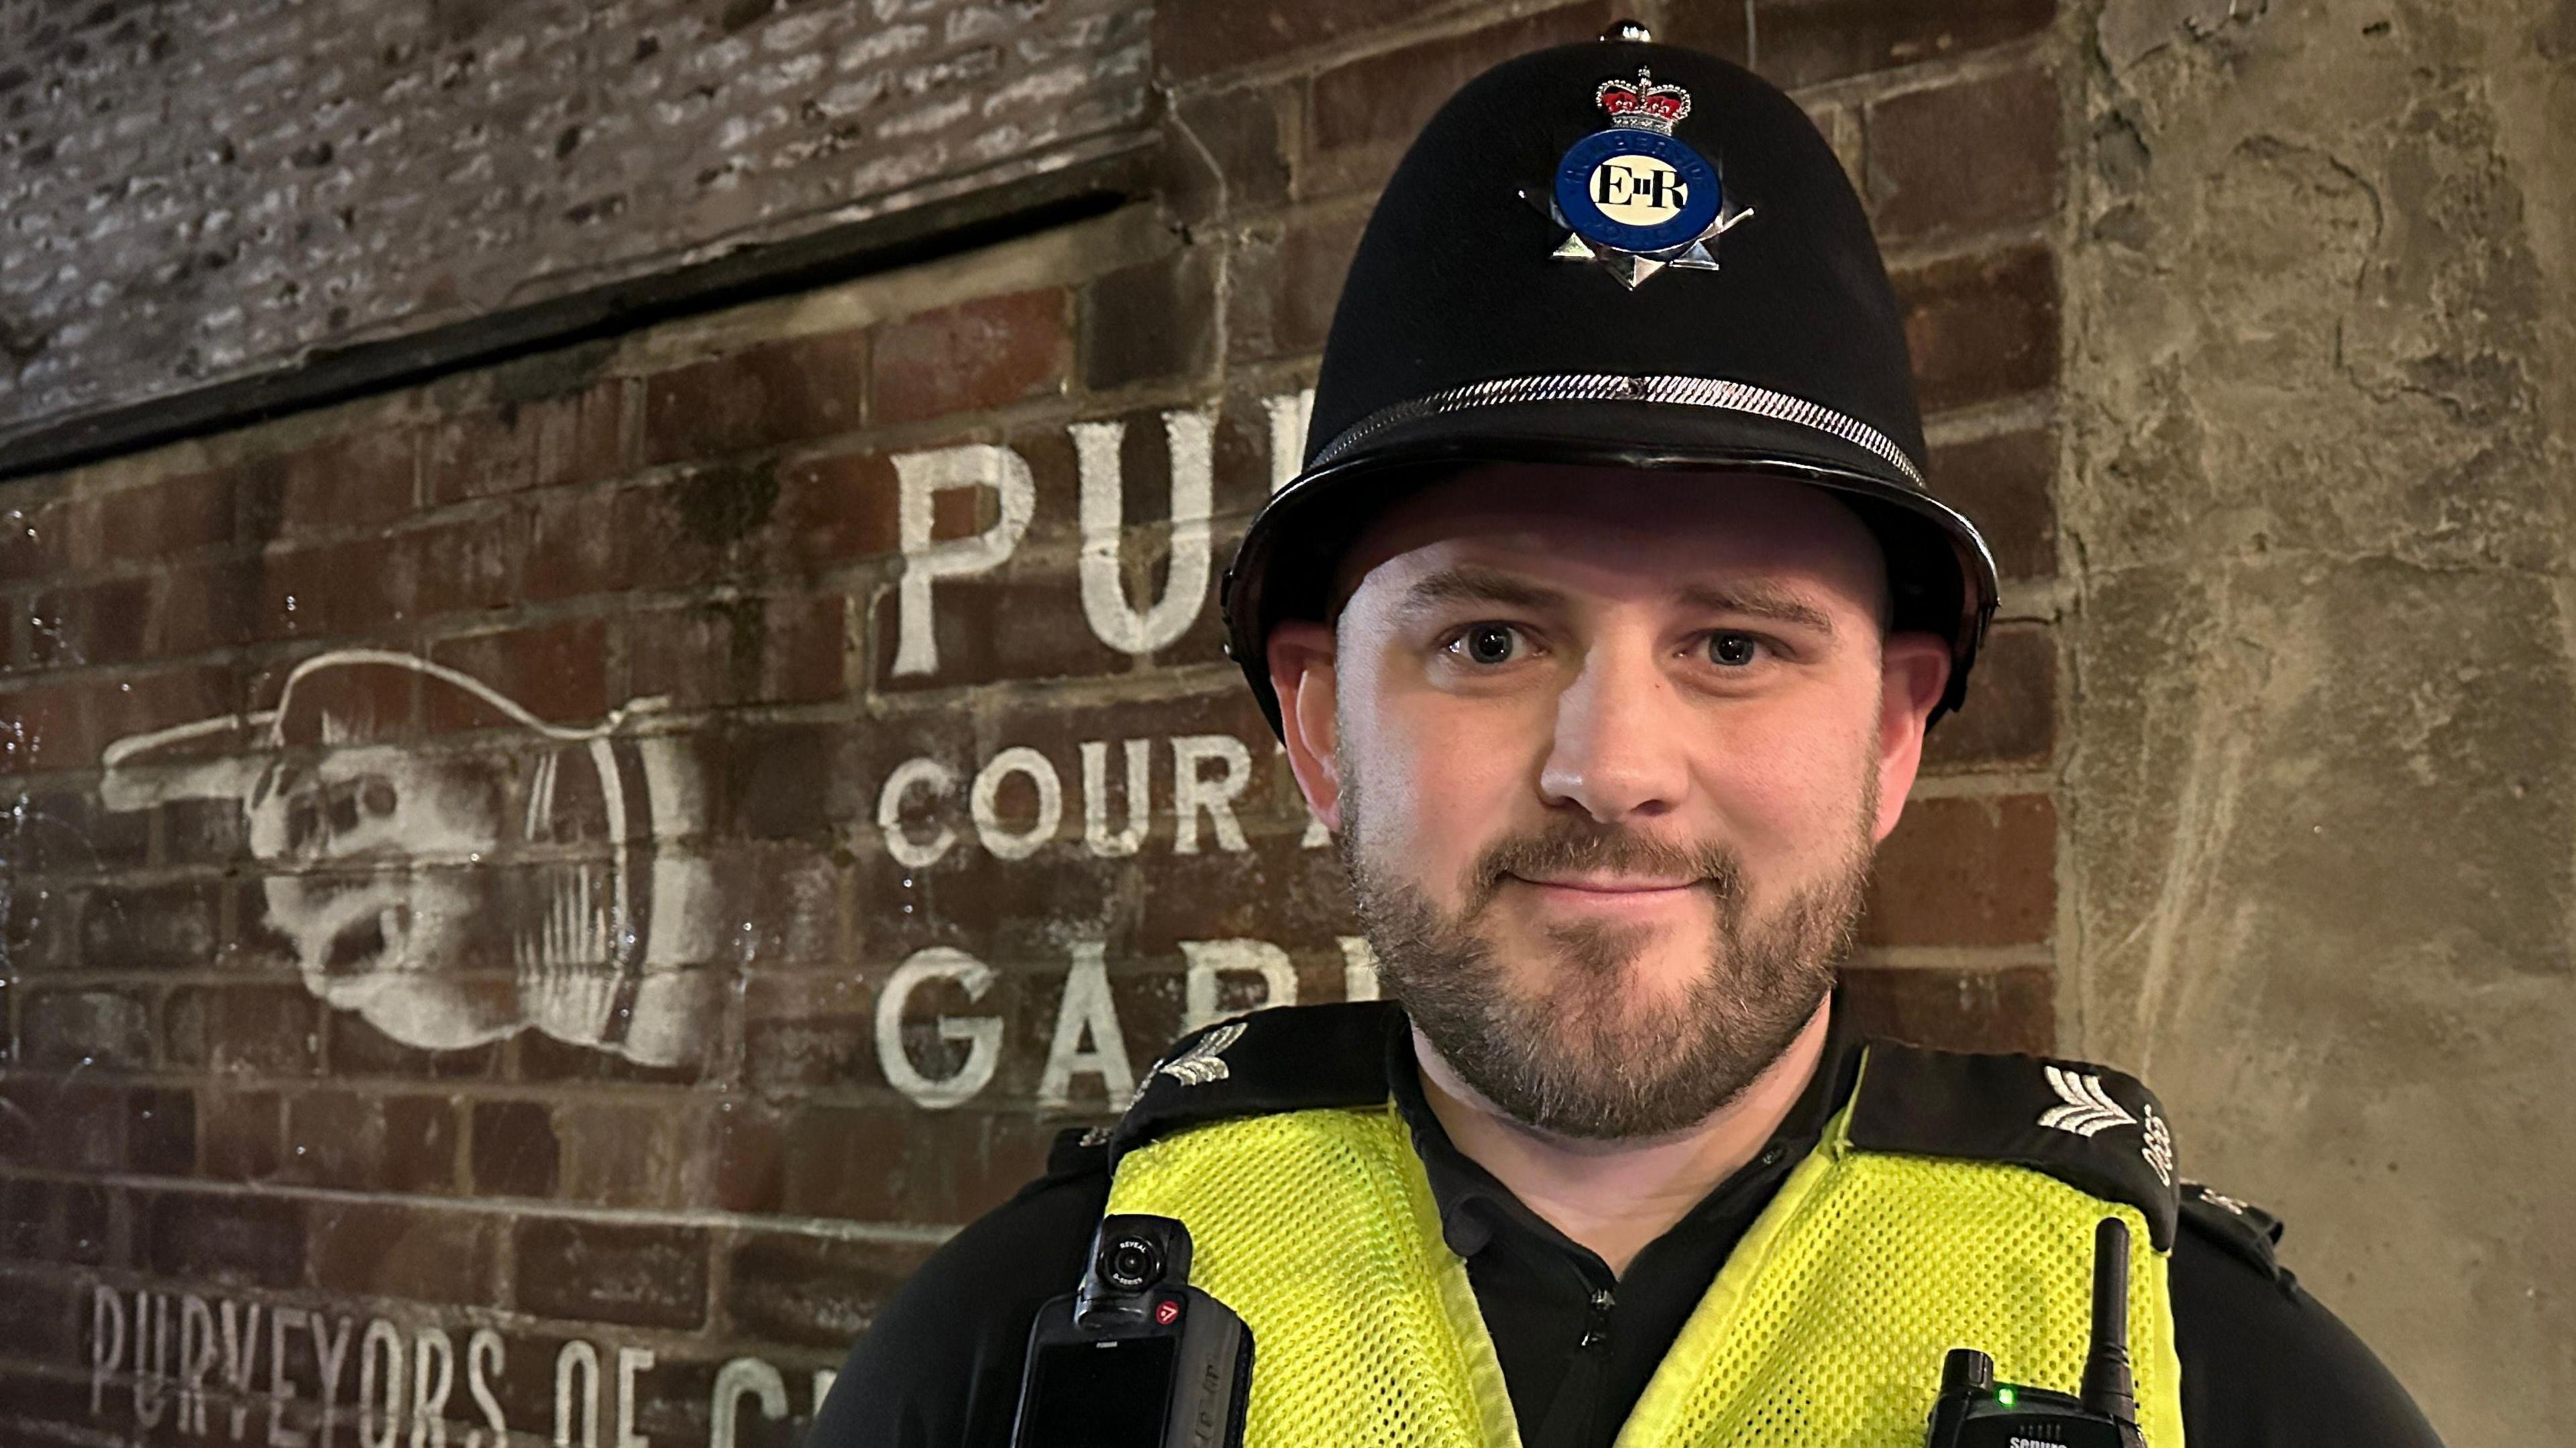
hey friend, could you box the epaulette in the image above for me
[1845,1042,2182,1250]
[2177,1180,2287,1281]
[1099,1001,1403,1169]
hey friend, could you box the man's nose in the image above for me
[1537,644,1690,824]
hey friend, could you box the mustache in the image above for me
[1464,818,1747,914]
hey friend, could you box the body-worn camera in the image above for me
[1010,1215,1254,1448]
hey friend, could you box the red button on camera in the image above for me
[1154,1298,1182,1325]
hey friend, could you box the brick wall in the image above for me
[0,3,2071,1442]
[0,0,1156,446]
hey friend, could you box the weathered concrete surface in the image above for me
[2061,0,2576,1439]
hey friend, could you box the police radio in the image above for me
[1010,1214,1254,1448]
[1925,1218,2149,1448]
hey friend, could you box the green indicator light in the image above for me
[1996,1388,2017,1407]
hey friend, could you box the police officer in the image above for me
[812,26,2444,1448]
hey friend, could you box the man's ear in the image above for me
[1267,620,1342,832]
[1872,632,1953,843]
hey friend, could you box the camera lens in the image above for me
[1100,1236,1163,1292]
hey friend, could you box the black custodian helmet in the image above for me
[1222,23,1999,732]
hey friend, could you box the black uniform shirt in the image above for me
[1392,1005,1859,1445]
[810,1004,2446,1448]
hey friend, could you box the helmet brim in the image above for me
[1220,399,2001,738]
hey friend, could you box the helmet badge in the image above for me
[1532,68,1756,290]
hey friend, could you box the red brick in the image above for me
[867,565,1128,691]
[283,1091,456,1193]
[722,1232,939,1347]
[743,972,877,1092]
[258,535,414,639]
[523,483,627,602]
[148,557,261,655]
[0,1271,88,1362]
[91,663,245,761]
[1923,622,2055,771]
[644,330,869,465]
[1,889,58,984]
[623,594,847,709]
[512,1017,710,1087]
[470,1099,560,1197]
[0,594,21,673]
[199,1087,283,1181]
[0,490,78,580]
[125,1087,195,1175]
[309,1201,498,1304]
[1666,0,2057,89]
[428,380,630,503]
[21,988,154,1070]
[1839,962,2055,1053]
[704,843,852,968]
[0,1180,113,1267]
[1896,245,2058,414]
[711,1101,786,1214]
[20,789,154,873]
[513,1219,709,1329]
[324,1013,502,1080]
[0,1080,125,1172]
[606,463,782,593]
[3,663,242,779]
[427,617,608,730]
[780,1105,1055,1224]
[556,1101,692,1209]
[272,428,423,538]
[85,467,238,565]
[1226,209,1366,364]
[1307,3,1616,155]
[1082,246,1219,391]
[164,983,321,1076]
[140,1189,304,1288]
[1860,793,2055,946]
[1929,426,2055,579]
[78,879,221,970]
[1157,0,1426,82]
[1,885,82,975]
[716,724,844,841]
[0,677,93,775]
[771,451,900,569]
[871,290,1068,427]
[28,575,152,667]
[0,1177,54,1259]
[234,654,423,764]
[1868,66,2059,244]
[777,1104,911,1221]
[380,1095,459,1192]
[409,510,526,618]
[0,1368,100,1431]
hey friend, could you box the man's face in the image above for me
[1270,466,1950,1140]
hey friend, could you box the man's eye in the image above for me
[1707,632,1765,667]
[1451,622,1523,665]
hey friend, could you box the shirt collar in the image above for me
[1383,987,1864,1260]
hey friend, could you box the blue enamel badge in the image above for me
[1534,69,1754,290]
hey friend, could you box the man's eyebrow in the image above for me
[1674,582,1839,637]
[1394,565,1569,616]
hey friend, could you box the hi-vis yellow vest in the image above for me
[1100,1011,2186,1448]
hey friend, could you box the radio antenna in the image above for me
[2079,1217,2139,1426]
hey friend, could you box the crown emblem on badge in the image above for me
[1523,63,1756,289]
[1594,70,1690,133]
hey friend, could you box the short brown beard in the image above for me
[1339,768,1878,1141]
